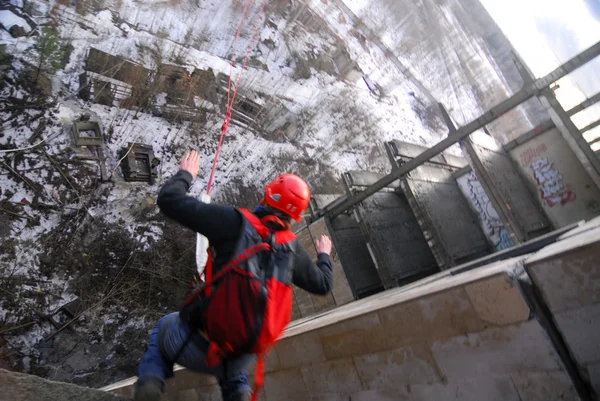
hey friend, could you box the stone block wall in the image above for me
[100,219,600,401]
[526,218,600,398]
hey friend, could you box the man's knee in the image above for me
[222,390,251,401]
[156,313,180,378]
[219,372,251,401]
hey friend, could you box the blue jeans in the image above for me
[137,313,255,398]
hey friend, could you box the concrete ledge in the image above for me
[102,223,600,401]
[525,220,600,398]
[0,368,127,401]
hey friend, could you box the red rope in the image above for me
[226,0,253,110]
[227,0,268,114]
[206,0,269,194]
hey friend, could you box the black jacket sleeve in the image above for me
[156,170,242,243]
[158,170,333,295]
[292,245,333,295]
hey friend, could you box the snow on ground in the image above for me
[0,0,532,384]
[0,10,32,32]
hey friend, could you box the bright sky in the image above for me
[480,0,600,146]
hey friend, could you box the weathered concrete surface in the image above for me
[526,222,600,398]
[358,191,438,286]
[456,170,515,251]
[328,212,382,298]
[462,132,552,243]
[0,368,128,401]
[509,128,600,228]
[385,140,488,267]
[289,218,354,320]
[403,163,490,267]
[309,218,354,306]
[101,224,600,401]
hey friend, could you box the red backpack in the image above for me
[180,208,296,401]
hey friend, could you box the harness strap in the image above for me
[205,248,214,297]
[200,242,272,368]
[251,353,265,401]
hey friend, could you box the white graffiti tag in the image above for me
[457,172,513,251]
[530,158,576,207]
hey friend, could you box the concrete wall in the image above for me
[526,218,600,398]
[462,132,552,243]
[358,192,439,287]
[402,164,490,268]
[386,140,489,267]
[508,128,600,227]
[456,170,515,251]
[292,219,355,319]
[328,212,383,298]
[104,219,600,401]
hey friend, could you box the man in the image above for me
[135,150,333,401]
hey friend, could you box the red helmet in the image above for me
[264,174,310,221]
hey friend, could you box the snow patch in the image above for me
[0,10,32,33]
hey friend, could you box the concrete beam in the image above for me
[503,92,600,151]
[320,41,600,219]
[581,119,600,135]
[568,92,600,116]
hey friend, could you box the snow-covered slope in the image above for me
[0,0,536,386]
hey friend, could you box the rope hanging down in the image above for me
[196,0,269,278]
[205,0,269,195]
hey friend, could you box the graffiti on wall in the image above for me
[519,143,547,166]
[456,172,514,251]
[530,157,576,207]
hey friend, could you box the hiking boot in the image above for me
[134,379,163,401]
[223,391,252,401]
